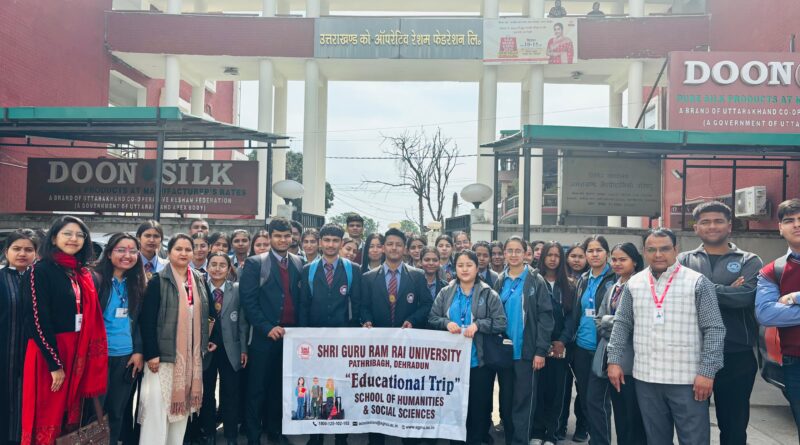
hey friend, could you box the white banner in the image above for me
[281,328,471,440]
[483,18,578,64]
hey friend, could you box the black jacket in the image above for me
[570,266,617,344]
[494,266,555,359]
[239,251,303,352]
[360,263,433,328]
[299,259,363,328]
[546,279,577,344]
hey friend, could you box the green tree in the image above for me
[286,151,334,213]
[399,219,420,234]
[328,212,379,236]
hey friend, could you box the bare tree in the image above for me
[364,127,459,231]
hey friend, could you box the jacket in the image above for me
[299,258,363,328]
[360,263,433,328]
[678,243,763,352]
[545,279,576,345]
[139,266,214,363]
[210,281,250,371]
[94,272,144,355]
[480,269,499,289]
[570,266,617,343]
[428,280,507,367]
[494,266,555,359]
[595,280,634,375]
[239,251,303,352]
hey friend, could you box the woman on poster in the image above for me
[546,22,574,64]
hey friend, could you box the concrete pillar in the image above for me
[477,65,498,215]
[302,59,324,215]
[262,0,276,16]
[306,0,320,18]
[272,78,288,214]
[629,0,645,17]
[626,60,645,228]
[483,0,499,18]
[276,0,290,14]
[164,56,180,107]
[518,81,529,222]
[167,0,182,14]
[528,0,545,17]
[607,90,623,227]
[320,0,330,16]
[257,59,275,221]
[190,84,206,161]
[194,0,208,12]
[317,77,328,214]
[526,66,544,226]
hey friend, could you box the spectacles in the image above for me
[59,231,87,240]
[504,249,524,256]
[112,248,139,256]
[645,246,675,254]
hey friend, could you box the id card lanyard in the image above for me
[648,265,681,325]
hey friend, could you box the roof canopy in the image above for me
[482,125,800,157]
[0,107,287,145]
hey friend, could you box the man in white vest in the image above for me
[606,228,725,445]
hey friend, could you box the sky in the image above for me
[239,80,615,229]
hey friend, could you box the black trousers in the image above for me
[498,360,537,445]
[559,346,588,436]
[246,339,285,442]
[532,357,568,442]
[713,350,758,445]
[200,344,241,441]
[610,376,646,445]
[571,347,594,440]
[585,372,612,445]
[102,355,136,445]
[467,366,494,445]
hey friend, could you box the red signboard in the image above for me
[26,158,259,215]
[668,51,800,132]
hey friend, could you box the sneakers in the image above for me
[572,430,589,443]
[529,440,543,445]
[543,442,556,445]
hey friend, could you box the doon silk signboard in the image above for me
[26,158,259,215]
[668,51,800,132]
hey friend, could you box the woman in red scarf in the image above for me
[20,216,108,445]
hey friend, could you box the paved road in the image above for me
[218,375,795,444]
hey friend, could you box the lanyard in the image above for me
[502,270,525,304]
[69,275,82,314]
[586,266,608,309]
[648,265,681,309]
[457,287,474,326]
[609,283,624,315]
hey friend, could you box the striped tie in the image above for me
[213,288,224,317]
[388,270,397,325]
[325,263,334,287]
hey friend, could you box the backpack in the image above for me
[308,258,353,296]
[774,255,788,283]
[259,252,303,288]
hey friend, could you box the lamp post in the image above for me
[272,179,304,220]
[460,183,494,242]
[425,220,442,247]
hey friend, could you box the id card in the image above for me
[654,308,665,325]
[585,308,595,317]
[75,314,83,332]
[115,308,129,319]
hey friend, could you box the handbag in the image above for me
[480,292,514,370]
[56,397,109,445]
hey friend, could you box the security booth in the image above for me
[482,124,800,240]
[0,106,290,222]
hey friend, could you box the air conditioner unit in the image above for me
[735,186,769,219]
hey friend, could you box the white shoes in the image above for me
[529,440,543,445]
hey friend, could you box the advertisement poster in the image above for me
[483,18,578,64]
[282,328,471,440]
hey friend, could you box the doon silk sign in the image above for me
[26,158,258,214]
[668,51,800,133]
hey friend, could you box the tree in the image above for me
[328,213,379,236]
[365,127,459,230]
[285,151,334,213]
[399,219,420,235]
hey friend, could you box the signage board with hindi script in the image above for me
[483,18,578,64]
[26,158,259,215]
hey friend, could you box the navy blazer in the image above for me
[239,252,303,352]
[360,264,432,329]
[299,259,363,328]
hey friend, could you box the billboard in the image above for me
[668,51,800,133]
[483,18,578,64]
[26,158,259,215]
[559,157,661,217]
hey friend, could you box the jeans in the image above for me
[782,355,800,436]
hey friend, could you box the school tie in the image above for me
[325,262,334,287]
[213,288,224,316]
[280,257,288,270]
[144,262,153,274]
[388,269,398,325]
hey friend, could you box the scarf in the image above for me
[169,264,203,417]
[52,252,108,422]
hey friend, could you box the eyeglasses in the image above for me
[59,231,87,240]
[504,249,524,256]
[645,246,675,254]
[112,248,139,256]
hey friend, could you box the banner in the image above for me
[281,328,471,440]
[483,18,578,64]
[25,157,259,215]
[668,51,800,133]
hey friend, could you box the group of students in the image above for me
[3,200,800,445]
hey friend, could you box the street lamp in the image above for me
[460,183,493,223]
[273,179,304,219]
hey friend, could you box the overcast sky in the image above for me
[239,80,614,229]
